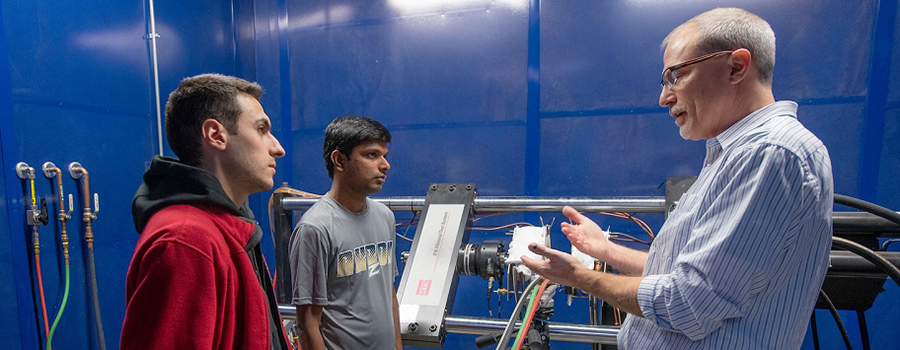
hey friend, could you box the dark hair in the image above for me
[164,73,263,166]
[323,116,391,178]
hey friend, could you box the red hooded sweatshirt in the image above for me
[122,156,291,350]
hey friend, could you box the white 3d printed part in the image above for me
[506,226,549,275]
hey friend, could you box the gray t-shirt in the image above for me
[289,194,398,349]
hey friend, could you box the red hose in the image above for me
[513,279,550,350]
[35,252,51,349]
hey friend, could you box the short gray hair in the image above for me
[662,8,776,85]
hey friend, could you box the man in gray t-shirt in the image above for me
[289,116,401,350]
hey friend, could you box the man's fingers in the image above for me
[562,206,590,224]
[528,243,561,259]
[521,255,536,266]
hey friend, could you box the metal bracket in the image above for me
[665,176,697,218]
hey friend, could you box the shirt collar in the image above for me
[707,100,798,153]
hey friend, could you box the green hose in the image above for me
[46,263,69,350]
[511,285,540,349]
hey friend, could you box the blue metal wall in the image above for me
[0,0,897,349]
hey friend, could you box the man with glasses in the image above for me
[522,8,833,349]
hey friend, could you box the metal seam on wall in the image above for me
[147,0,163,156]
[277,0,293,185]
[860,0,897,201]
[524,0,541,198]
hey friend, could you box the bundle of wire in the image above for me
[27,177,51,349]
[494,276,544,350]
[45,167,71,350]
[511,279,551,350]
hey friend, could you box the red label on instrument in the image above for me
[416,280,432,296]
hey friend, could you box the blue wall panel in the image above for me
[878,108,900,208]
[2,1,151,115]
[285,1,528,128]
[540,112,705,196]
[798,103,867,196]
[0,1,25,348]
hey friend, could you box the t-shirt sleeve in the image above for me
[290,222,332,306]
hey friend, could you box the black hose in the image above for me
[819,289,853,350]
[832,236,900,286]
[87,247,107,350]
[810,314,821,350]
[834,194,900,227]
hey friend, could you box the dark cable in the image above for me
[831,195,900,286]
[87,247,108,350]
[834,194,900,227]
[810,313,821,350]
[819,289,853,350]
[832,236,900,286]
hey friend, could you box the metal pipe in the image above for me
[43,164,71,264]
[148,0,163,156]
[283,196,666,213]
[276,306,618,344]
[67,163,107,350]
[42,163,71,350]
[69,164,94,247]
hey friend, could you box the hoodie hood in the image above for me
[132,156,254,233]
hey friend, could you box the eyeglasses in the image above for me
[660,51,733,89]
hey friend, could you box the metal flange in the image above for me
[68,162,83,179]
[42,162,57,178]
[15,162,33,179]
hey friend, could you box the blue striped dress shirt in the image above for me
[618,101,834,349]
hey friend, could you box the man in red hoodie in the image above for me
[122,73,290,350]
